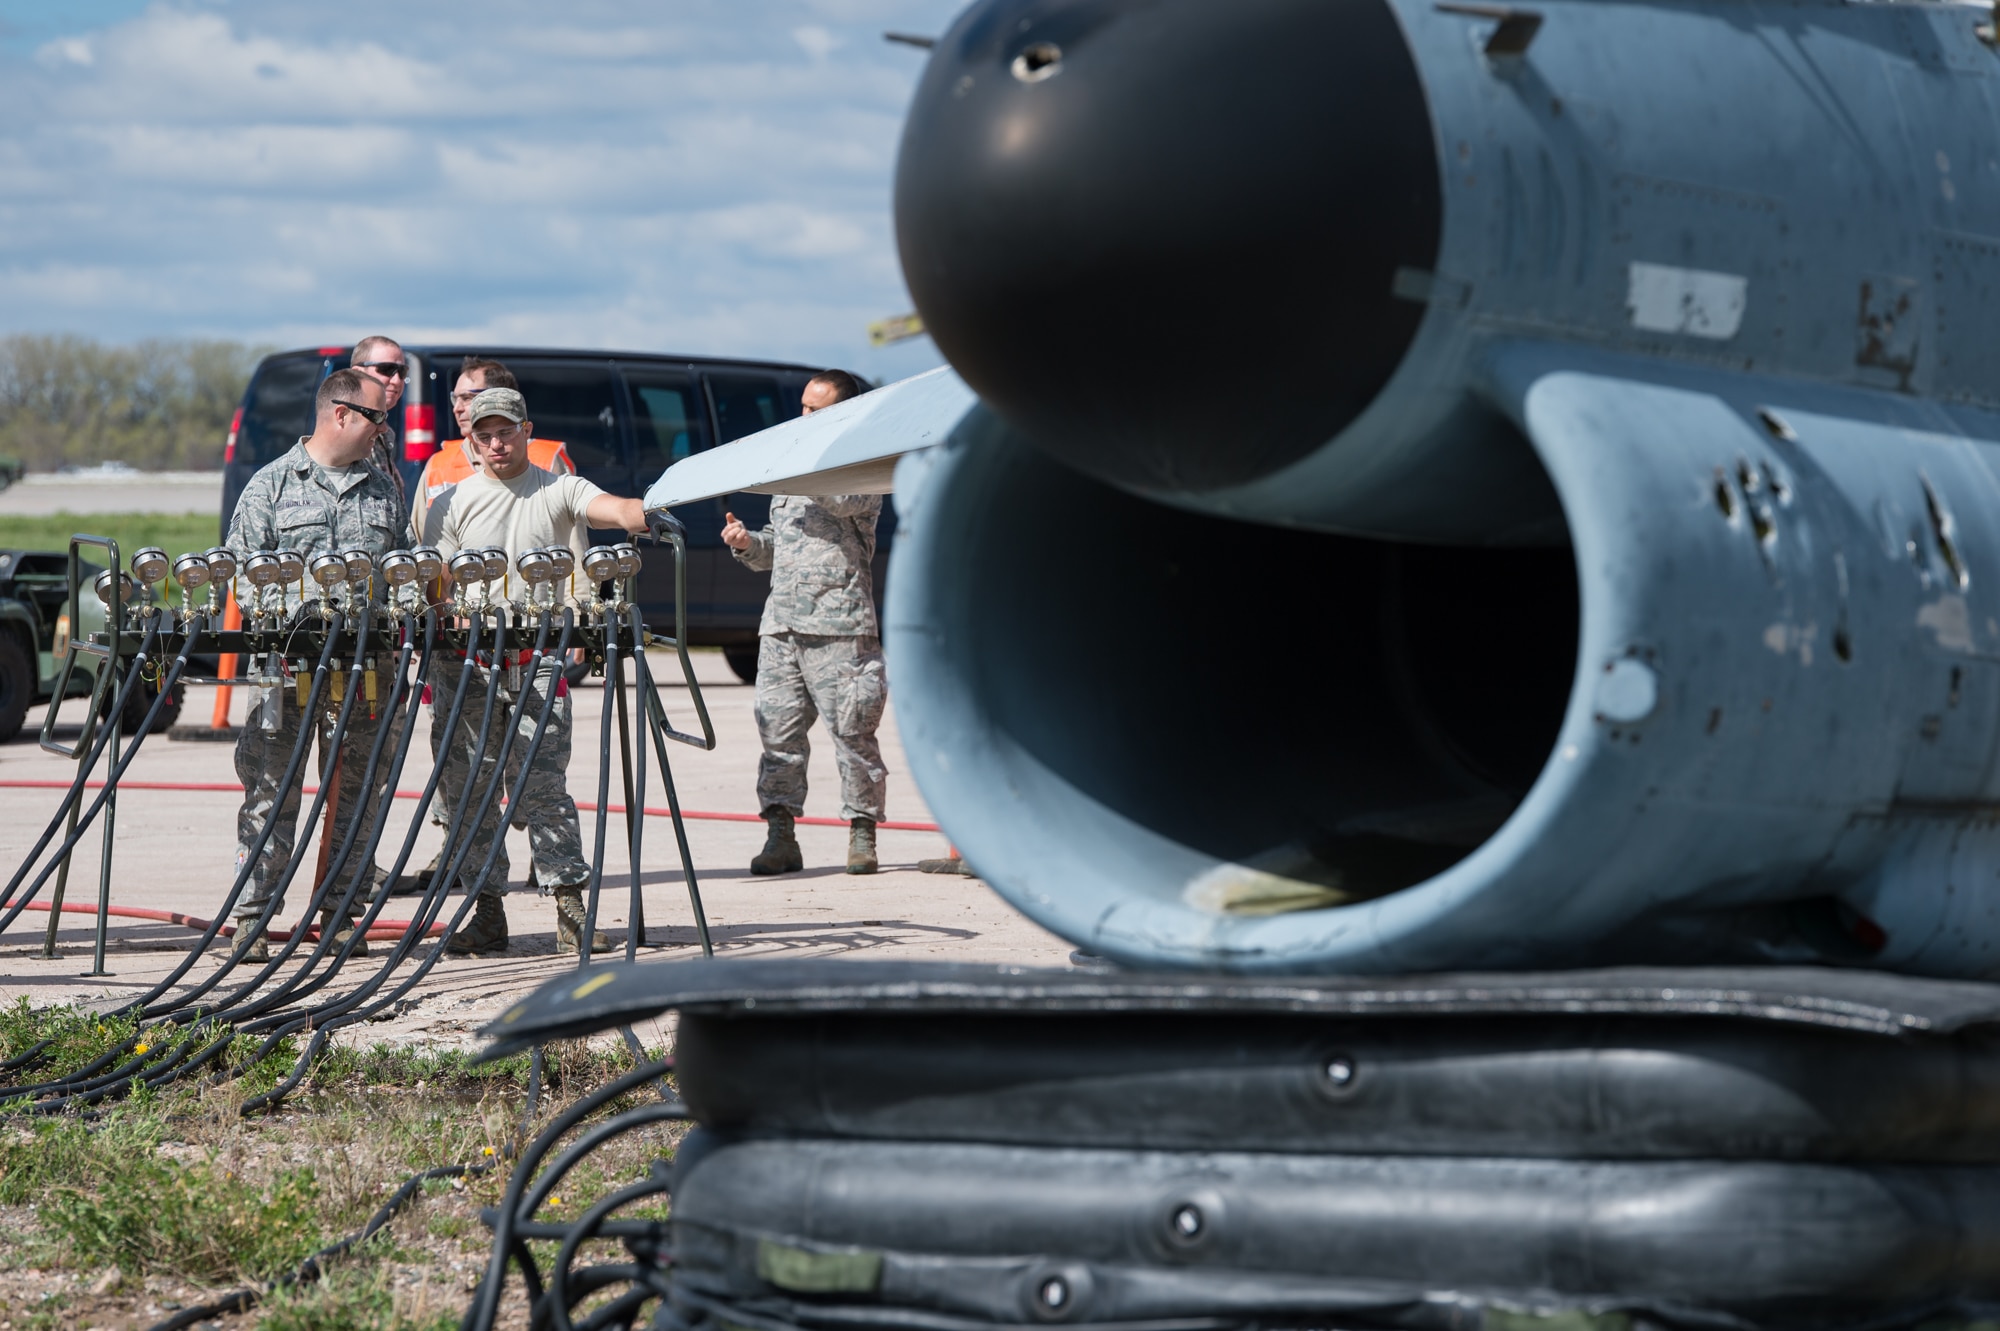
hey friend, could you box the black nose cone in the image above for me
[895,0,1441,495]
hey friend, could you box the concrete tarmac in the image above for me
[0,470,222,516]
[0,646,1067,1048]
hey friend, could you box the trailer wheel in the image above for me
[0,632,30,742]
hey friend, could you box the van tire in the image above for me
[723,643,759,684]
[0,632,29,743]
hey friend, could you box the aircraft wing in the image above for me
[643,365,977,507]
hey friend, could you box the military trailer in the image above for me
[0,549,182,742]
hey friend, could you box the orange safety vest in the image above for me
[412,435,574,537]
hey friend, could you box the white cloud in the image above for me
[36,36,93,68]
[793,24,840,61]
[0,0,958,375]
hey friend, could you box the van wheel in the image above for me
[0,633,29,742]
[723,643,759,684]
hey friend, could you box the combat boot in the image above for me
[847,818,878,875]
[446,893,509,955]
[388,850,440,898]
[553,887,613,955]
[233,919,270,964]
[319,908,369,957]
[750,808,803,875]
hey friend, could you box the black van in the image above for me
[221,346,894,681]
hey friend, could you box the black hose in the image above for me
[462,1060,672,1331]
[103,611,346,1021]
[0,616,167,936]
[545,1170,674,1331]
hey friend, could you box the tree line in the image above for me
[0,335,268,472]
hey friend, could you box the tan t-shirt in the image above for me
[435,463,605,581]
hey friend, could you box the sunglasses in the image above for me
[334,399,389,426]
[355,360,408,379]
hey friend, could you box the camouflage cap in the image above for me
[466,387,527,425]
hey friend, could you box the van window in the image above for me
[707,373,800,444]
[237,351,329,467]
[625,368,709,472]
[447,360,623,475]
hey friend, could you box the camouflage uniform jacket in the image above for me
[227,437,413,612]
[734,494,882,637]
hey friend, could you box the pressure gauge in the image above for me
[612,544,642,581]
[275,551,305,586]
[203,546,237,584]
[411,546,444,582]
[545,546,575,583]
[245,552,284,588]
[171,553,211,591]
[93,568,135,607]
[379,550,418,587]
[480,547,509,583]
[308,554,348,590]
[129,546,169,586]
[515,548,555,585]
[448,549,488,583]
[581,546,621,584]
[341,548,374,586]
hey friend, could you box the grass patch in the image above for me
[0,1112,163,1205]
[43,1156,327,1281]
[0,510,220,561]
[0,1031,682,1328]
[0,997,145,1080]
[259,1263,459,1331]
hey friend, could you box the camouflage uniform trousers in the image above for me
[233,682,393,921]
[754,632,888,823]
[430,655,587,899]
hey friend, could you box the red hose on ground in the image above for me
[0,780,942,833]
[14,900,443,942]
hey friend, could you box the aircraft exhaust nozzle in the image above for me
[889,380,2000,979]
[894,0,1442,496]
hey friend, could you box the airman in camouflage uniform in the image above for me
[227,368,411,961]
[720,370,888,876]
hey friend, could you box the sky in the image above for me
[0,0,961,381]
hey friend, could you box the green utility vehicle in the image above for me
[0,549,184,743]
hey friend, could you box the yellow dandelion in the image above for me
[482,1146,496,1156]
[550,1196,563,1207]
[133,1043,150,1055]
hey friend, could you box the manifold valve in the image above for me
[129,546,169,587]
[171,552,211,591]
[93,567,135,608]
